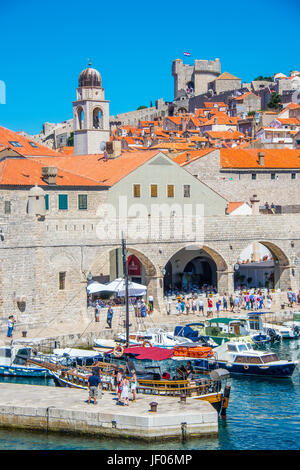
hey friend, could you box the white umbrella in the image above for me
[86,281,113,294]
[105,278,147,297]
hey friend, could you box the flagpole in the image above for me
[121,234,129,348]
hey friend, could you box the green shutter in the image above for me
[44,194,49,210]
[58,194,68,210]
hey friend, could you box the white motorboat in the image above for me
[0,345,50,378]
[115,327,195,348]
[194,340,298,378]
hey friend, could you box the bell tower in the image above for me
[73,62,110,155]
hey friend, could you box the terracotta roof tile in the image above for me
[0,125,61,157]
[220,148,300,169]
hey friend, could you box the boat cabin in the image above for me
[0,346,33,367]
[226,342,279,364]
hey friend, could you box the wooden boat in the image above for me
[27,356,231,415]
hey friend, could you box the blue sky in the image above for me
[0,0,299,134]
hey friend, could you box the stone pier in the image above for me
[0,383,218,441]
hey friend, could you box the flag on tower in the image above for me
[184,52,191,56]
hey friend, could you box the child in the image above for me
[121,377,130,406]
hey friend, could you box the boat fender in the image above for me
[244,365,249,370]
[142,340,152,348]
[113,345,124,357]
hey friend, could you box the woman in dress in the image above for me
[121,377,130,406]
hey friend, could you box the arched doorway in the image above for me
[163,246,226,294]
[77,106,84,129]
[234,241,290,290]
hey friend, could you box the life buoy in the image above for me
[244,365,249,370]
[142,340,152,348]
[113,344,124,357]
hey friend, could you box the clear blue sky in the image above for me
[0,0,299,134]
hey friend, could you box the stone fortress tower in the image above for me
[172,58,221,99]
[73,63,110,155]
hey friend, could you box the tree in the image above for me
[67,132,74,146]
[253,75,273,82]
[137,105,147,110]
[267,92,282,111]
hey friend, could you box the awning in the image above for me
[104,278,147,297]
[122,346,174,361]
[87,281,112,294]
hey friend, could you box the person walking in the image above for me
[207,298,213,317]
[116,369,123,402]
[267,295,272,310]
[198,298,204,316]
[216,299,221,315]
[229,295,234,312]
[245,293,250,310]
[148,295,153,313]
[121,377,130,406]
[106,304,114,328]
[180,299,185,314]
[222,294,228,312]
[192,298,197,314]
[176,300,182,315]
[130,370,137,402]
[87,371,102,404]
[140,301,147,318]
[186,298,191,315]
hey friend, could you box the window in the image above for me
[271,173,275,180]
[4,201,11,214]
[291,173,296,180]
[251,173,256,180]
[29,141,38,148]
[167,184,174,197]
[58,194,68,210]
[78,194,88,210]
[133,184,140,198]
[44,194,49,211]
[184,184,190,197]
[59,272,66,290]
[8,141,23,147]
[150,184,158,197]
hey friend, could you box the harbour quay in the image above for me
[0,383,218,441]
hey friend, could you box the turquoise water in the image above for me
[0,340,299,450]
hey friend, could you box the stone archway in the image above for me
[163,244,228,294]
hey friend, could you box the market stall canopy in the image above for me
[104,278,147,297]
[86,281,113,294]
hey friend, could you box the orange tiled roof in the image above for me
[0,158,101,187]
[0,125,61,157]
[220,148,300,169]
[214,72,240,81]
[205,131,243,140]
[31,150,161,187]
[226,202,245,214]
[172,149,216,166]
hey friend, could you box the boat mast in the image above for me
[122,234,129,347]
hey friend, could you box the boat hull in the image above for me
[193,358,297,378]
[0,364,50,378]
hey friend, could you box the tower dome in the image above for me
[78,67,102,87]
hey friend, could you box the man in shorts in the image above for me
[88,371,101,404]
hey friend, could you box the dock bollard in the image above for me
[149,402,158,412]
[180,394,186,403]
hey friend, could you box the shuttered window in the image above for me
[133,184,141,198]
[150,184,158,197]
[184,185,190,197]
[167,185,174,197]
[59,272,66,290]
[4,201,11,214]
[58,194,68,210]
[44,194,49,210]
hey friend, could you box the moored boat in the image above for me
[0,345,50,378]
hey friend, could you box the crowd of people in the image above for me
[87,366,137,406]
[169,288,300,317]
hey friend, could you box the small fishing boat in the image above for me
[0,345,50,378]
[193,341,298,378]
[173,324,218,348]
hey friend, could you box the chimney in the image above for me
[105,140,122,159]
[42,166,57,185]
[258,152,265,166]
[186,153,191,162]
[250,194,260,215]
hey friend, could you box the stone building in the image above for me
[172,58,221,99]
[208,72,242,95]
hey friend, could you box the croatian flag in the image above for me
[184,52,191,56]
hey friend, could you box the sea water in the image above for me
[0,340,299,450]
